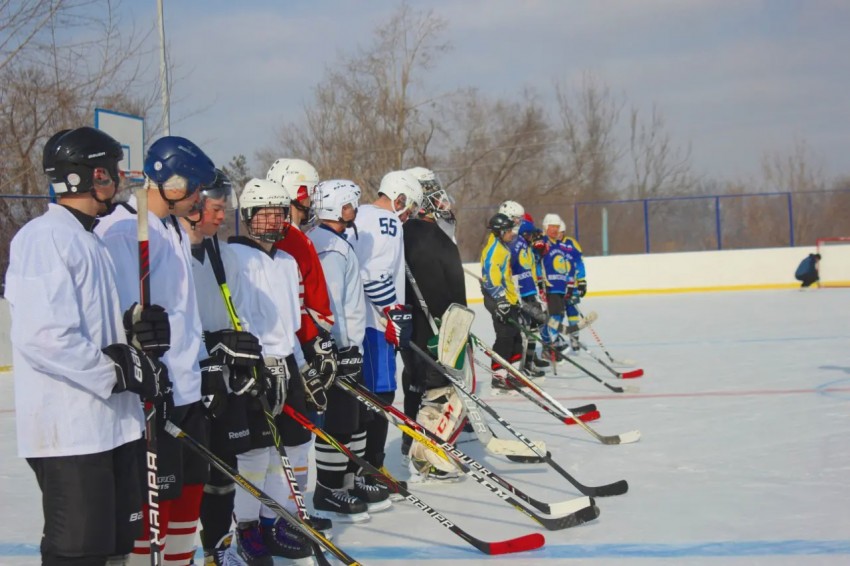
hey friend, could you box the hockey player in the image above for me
[308,179,389,520]
[540,213,573,355]
[560,225,587,349]
[6,127,171,566]
[95,136,218,566]
[347,170,422,479]
[400,167,465,481]
[208,177,319,564]
[480,213,525,391]
[266,158,340,512]
[499,202,547,377]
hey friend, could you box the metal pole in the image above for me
[573,202,580,242]
[601,207,609,256]
[787,192,795,246]
[643,199,650,253]
[715,196,722,250]
[157,0,171,136]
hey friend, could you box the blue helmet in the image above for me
[143,136,216,194]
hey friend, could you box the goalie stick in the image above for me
[165,422,359,566]
[281,404,544,555]
[338,379,598,529]
[579,307,638,368]
[404,262,547,461]
[469,332,641,447]
[203,234,327,561]
[135,187,162,566]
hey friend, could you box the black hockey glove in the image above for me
[299,363,329,412]
[382,304,413,349]
[520,300,548,327]
[104,343,173,411]
[303,332,338,388]
[336,345,363,385]
[199,357,228,418]
[577,279,587,297]
[262,358,288,416]
[205,329,262,369]
[123,303,171,358]
[494,298,517,324]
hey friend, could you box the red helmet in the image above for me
[523,212,534,223]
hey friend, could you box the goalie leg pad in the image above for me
[409,386,463,474]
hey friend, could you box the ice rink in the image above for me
[2,289,850,565]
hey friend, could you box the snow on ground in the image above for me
[2,289,850,565]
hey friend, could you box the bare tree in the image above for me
[257,2,450,194]
[627,104,696,198]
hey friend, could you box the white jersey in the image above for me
[6,204,144,457]
[95,196,204,407]
[190,238,250,333]
[347,204,405,331]
[228,238,301,359]
[308,224,366,349]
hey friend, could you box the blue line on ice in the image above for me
[2,539,850,559]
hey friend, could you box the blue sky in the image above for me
[123,0,850,183]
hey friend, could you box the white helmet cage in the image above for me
[379,170,424,218]
[313,179,361,223]
[498,200,525,222]
[406,166,453,221]
[240,178,291,242]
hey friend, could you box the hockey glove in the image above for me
[199,357,228,418]
[105,343,173,410]
[261,359,288,416]
[299,364,329,412]
[303,331,338,388]
[123,303,171,358]
[520,300,548,327]
[205,329,262,369]
[577,278,587,297]
[494,298,517,324]
[568,288,582,306]
[336,345,363,385]
[382,304,413,349]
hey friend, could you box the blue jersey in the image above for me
[561,236,585,280]
[542,237,571,295]
[508,231,538,298]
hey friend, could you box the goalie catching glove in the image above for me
[123,303,171,358]
[104,343,173,418]
[205,329,262,369]
[382,304,412,349]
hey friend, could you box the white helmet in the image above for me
[313,179,361,223]
[406,166,453,220]
[379,170,424,218]
[265,158,319,203]
[498,200,525,222]
[558,219,567,234]
[542,213,563,228]
[240,178,291,242]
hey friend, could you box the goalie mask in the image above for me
[240,178,291,243]
[406,166,454,222]
[313,179,361,226]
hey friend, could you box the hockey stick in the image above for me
[469,332,640,447]
[281,403,544,555]
[164,421,360,565]
[338,379,598,528]
[576,339,643,379]
[135,187,162,566]
[203,235,328,561]
[417,322,631,495]
[403,262,543,460]
[579,307,637,368]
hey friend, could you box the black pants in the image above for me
[364,390,395,469]
[483,294,522,366]
[27,439,145,565]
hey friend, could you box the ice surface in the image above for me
[2,289,849,565]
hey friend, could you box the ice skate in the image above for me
[312,483,370,523]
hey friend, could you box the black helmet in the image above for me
[487,212,515,236]
[45,127,123,194]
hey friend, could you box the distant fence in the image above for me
[454,188,850,261]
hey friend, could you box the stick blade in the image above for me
[482,533,546,555]
[620,368,644,379]
[593,479,629,497]
[617,430,642,444]
[564,410,600,425]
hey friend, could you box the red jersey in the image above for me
[274,226,334,343]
